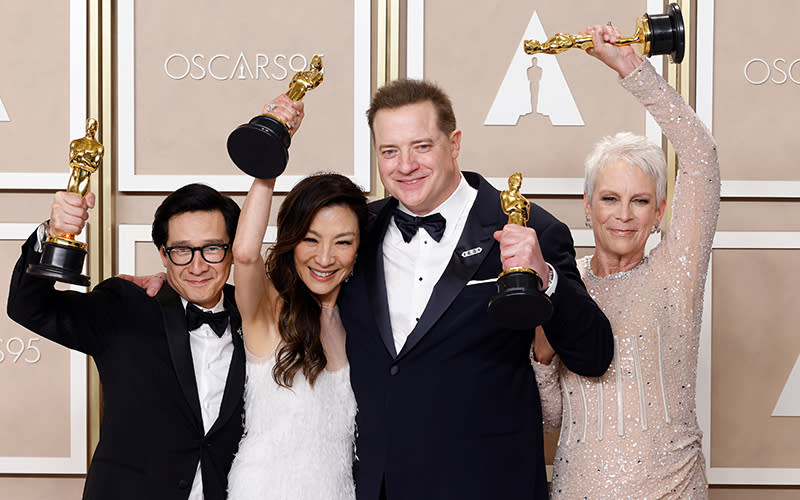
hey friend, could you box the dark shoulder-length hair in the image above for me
[266,172,368,388]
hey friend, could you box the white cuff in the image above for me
[34,220,50,253]
[543,262,558,297]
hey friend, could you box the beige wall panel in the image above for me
[0,196,56,224]
[719,201,800,232]
[711,0,800,184]
[0,241,72,458]
[529,196,586,228]
[543,431,559,464]
[711,249,800,468]
[709,486,800,499]
[120,0,370,191]
[134,241,165,277]
[412,0,661,191]
[0,232,86,474]
[0,477,84,499]
[0,3,69,177]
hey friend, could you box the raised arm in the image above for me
[233,177,277,334]
[7,191,108,355]
[233,96,304,357]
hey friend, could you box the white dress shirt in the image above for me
[181,294,234,500]
[384,175,478,353]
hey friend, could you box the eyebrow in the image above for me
[377,137,435,149]
[167,238,228,246]
[307,230,358,239]
[597,189,653,198]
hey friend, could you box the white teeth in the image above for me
[311,269,335,278]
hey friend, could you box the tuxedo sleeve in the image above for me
[6,230,113,356]
[539,219,613,377]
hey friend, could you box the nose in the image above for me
[617,202,633,221]
[188,251,210,273]
[396,150,418,175]
[315,244,335,267]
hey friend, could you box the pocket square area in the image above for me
[466,277,498,286]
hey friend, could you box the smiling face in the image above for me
[586,160,666,267]
[159,210,232,309]
[373,101,462,216]
[292,205,360,307]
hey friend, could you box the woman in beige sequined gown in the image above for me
[532,25,719,499]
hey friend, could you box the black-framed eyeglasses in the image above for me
[163,243,231,266]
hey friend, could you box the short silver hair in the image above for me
[584,132,667,206]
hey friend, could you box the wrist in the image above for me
[617,54,644,78]
[543,263,557,297]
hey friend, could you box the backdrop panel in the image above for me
[697,0,800,197]
[0,0,86,190]
[407,0,667,195]
[701,233,800,484]
[117,0,371,192]
[0,225,87,474]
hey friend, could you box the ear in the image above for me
[656,198,667,222]
[159,246,170,268]
[449,129,462,159]
[583,193,591,216]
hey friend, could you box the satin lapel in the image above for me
[366,199,398,358]
[154,285,203,430]
[208,285,245,435]
[398,173,504,358]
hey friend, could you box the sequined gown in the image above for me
[533,60,719,499]
[227,306,357,500]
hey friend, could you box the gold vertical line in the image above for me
[663,0,692,232]
[102,0,115,282]
[377,0,388,90]
[374,0,393,198]
[374,0,402,198]
[387,0,400,83]
[86,0,103,461]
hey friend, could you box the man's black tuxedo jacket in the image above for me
[339,172,613,500]
[7,230,245,500]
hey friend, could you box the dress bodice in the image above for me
[227,310,357,499]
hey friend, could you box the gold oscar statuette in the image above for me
[524,3,685,64]
[27,118,104,286]
[227,55,324,179]
[487,173,553,330]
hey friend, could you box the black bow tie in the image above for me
[186,303,229,337]
[393,208,446,243]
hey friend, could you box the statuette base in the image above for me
[27,241,90,287]
[488,270,553,330]
[227,114,291,179]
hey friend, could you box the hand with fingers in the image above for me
[262,94,305,136]
[492,224,549,290]
[50,191,95,238]
[581,23,643,78]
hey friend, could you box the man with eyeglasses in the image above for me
[7,183,245,500]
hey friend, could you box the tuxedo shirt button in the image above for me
[177,479,190,490]
[390,365,399,376]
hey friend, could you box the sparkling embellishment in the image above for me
[532,59,719,499]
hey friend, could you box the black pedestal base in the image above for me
[27,241,89,286]
[488,271,553,330]
[227,114,291,179]
[646,3,685,64]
